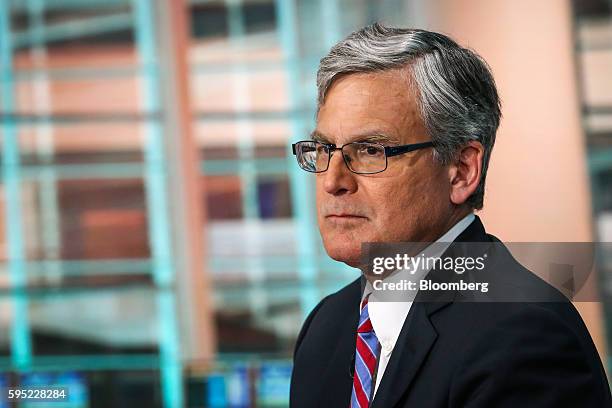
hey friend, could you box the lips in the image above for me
[326,214,367,218]
[321,204,369,220]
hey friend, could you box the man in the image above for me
[289,24,611,408]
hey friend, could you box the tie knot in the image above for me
[360,295,369,311]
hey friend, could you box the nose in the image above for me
[321,150,358,195]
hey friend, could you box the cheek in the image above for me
[371,164,449,239]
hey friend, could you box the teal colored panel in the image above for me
[0,0,33,370]
[0,354,160,373]
[132,1,182,408]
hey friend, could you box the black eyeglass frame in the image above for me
[291,140,435,174]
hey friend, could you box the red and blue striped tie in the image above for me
[350,295,381,408]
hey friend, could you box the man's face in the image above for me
[315,69,455,267]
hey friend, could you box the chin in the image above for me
[323,241,362,268]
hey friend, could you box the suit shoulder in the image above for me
[475,235,571,303]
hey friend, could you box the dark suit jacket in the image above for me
[290,216,612,407]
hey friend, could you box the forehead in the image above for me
[315,69,425,145]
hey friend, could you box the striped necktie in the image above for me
[350,295,381,408]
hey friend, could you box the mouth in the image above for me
[325,214,368,220]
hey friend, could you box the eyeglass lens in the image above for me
[296,141,386,174]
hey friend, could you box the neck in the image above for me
[439,206,473,240]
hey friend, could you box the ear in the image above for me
[447,141,484,206]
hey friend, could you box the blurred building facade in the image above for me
[0,0,610,407]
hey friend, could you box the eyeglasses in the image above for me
[291,140,434,174]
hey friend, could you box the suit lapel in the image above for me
[370,301,438,408]
[318,280,362,407]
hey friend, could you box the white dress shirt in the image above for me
[361,213,476,397]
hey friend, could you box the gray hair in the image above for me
[316,23,501,209]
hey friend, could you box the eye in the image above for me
[316,144,329,154]
[358,144,383,156]
[366,146,379,155]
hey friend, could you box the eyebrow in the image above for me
[310,130,400,145]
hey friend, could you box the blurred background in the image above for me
[0,0,610,407]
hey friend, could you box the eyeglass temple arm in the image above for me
[385,141,434,157]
